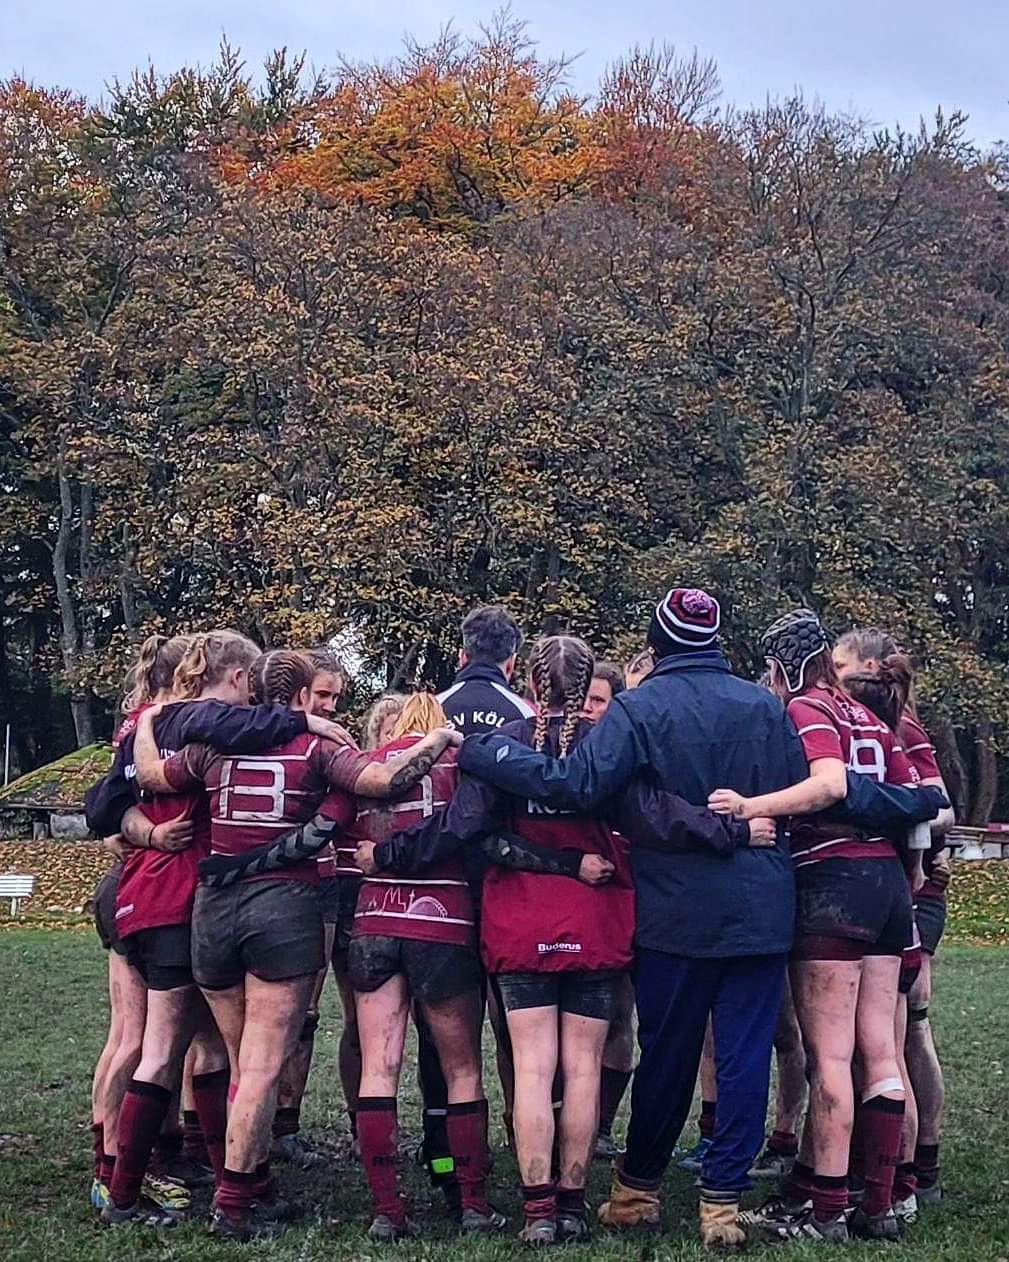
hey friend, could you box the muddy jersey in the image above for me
[479,718,635,975]
[88,701,307,938]
[163,732,366,884]
[353,737,473,946]
[787,685,919,867]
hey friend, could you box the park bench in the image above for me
[0,873,35,916]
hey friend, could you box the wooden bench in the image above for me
[0,873,36,916]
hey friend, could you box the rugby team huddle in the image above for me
[82,588,954,1249]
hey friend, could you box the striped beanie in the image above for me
[648,587,721,656]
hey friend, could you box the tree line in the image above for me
[2,18,1007,822]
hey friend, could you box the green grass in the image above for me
[1,932,1007,1260]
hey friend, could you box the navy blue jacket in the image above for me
[84,702,308,838]
[459,652,948,959]
[459,651,804,958]
[437,662,536,736]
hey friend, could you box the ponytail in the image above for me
[391,692,448,740]
[121,633,195,713]
[843,654,914,733]
[121,634,167,714]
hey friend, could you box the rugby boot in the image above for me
[700,1198,746,1250]
[597,1170,661,1230]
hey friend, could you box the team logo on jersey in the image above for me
[406,895,450,920]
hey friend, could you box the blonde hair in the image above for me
[362,693,407,749]
[249,651,315,706]
[527,635,595,756]
[121,634,194,714]
[173,629,260,700]
[391,692,448,740]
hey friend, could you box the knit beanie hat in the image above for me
[648,588,721,657]
[761,608,831,693]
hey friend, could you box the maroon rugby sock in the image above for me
[191,1068,230,1185]
[216,1168,257,1222]
[811,1173,849,1222]
[447,1099,491,1212]
[521,1182,556,1223]
[110,1080,173,1209]
[767,1128,798,1156]
[699,1099,716,1140]
[860,1096,905,1215]
[357,1097,405,1223]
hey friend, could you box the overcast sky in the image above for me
[5,0,1007,148]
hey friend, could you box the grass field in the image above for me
[1,931,1008,1261]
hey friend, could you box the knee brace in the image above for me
[300,1011,320,1043]
[909,1006,929,1023]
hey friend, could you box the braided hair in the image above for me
[249,650,315,707]
[363,694,407,750]
[526,635,596,757]
[121,633,194,713]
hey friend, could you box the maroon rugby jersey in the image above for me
[163,732,365,884]
[115,705,210,939]
[353,736,473,946]
[787,684,919,867]
[480,767,635,975]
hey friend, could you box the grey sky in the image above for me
[5,1,1007,148]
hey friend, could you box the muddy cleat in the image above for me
[367,1214,420,1243]
[676,1136,712,1173]
[763,1208,849,1244]
[101,1197,185,1228]
[594,1130,622,1162]
[700,1195,746,1250]
[142,1173,191,1211]
[519,1218,557,1247]
[209,1206,286,1242]
[151,1151,215,1188]
[461,1204,507,1233]
[271,1132,329,1169]
[739,1194,811,1229]
[90,1178,110,1211]
[748,1148,795,1180]
[893,1193,918,1225]
[849,1206,901,1241]
[597,1171,661,1230]
[556,1211,591,1242]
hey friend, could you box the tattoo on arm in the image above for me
[388,745,438,795]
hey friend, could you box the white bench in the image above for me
[0,874,35,916]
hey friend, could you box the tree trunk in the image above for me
[969,717,998,827]
[389,639,424,692]
[931,714,969,822]
[119,521,140,638]
[52,442,95,747]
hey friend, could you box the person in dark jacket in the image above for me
[457,587,946,1249]
[437,605,536,734]
[424,605,534,1200]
